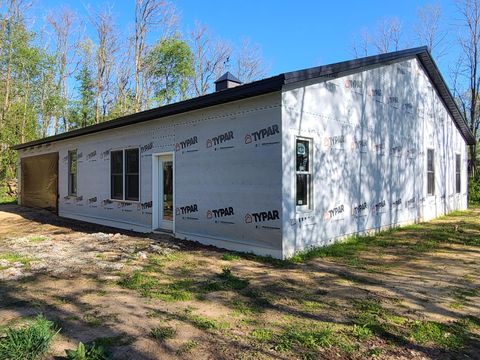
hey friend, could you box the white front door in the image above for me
[155,154,174,231]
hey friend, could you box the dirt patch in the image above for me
[0,204,479,359]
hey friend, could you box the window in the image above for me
[125,149,139,201]
[296,138,312,210]
[455,154,461,194]
[110,148,140,201]
[111,150,123,200]
[427,149,435,195]
[68,150,77,196]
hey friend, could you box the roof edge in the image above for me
[12,74,285,150]
[13,46,476,149]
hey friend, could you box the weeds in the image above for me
[150,326,176,342]
[66,342,108,360]
[176,340,198,355]
[0,315,58,360]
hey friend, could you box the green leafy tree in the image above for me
[145,37,194,105]
[70,39,95,129]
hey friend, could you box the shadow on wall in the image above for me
[283,58,463,253]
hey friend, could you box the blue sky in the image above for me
[32,0,460,79]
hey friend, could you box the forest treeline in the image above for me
[0,0,479,184]
[0,0,267,181]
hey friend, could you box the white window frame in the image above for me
[68,149,77,196]
[109,147,141,202]
[427,148,435,196]
[455,153,461,194]
[295,136,313,213]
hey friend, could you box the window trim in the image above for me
[295,136,313,213]
[109,147,141,203]
[427,148,435,196]
[68,149,77,196]
[455,153,461,194]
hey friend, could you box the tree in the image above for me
[414,3,447,58]
[189,22,231,96]
[352,28,371,58]
[145,37,193,105]
[47,7,77,134]
[133,0,178,112]
[0,0,46,181]
[234,38,267,83]
[71,38,95,129]
[91,7,117,123]
[372,17,403,54]
[454,0,480,175]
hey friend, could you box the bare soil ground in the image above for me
[0,204,479,359]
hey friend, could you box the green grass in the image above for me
[251,328,273,342]
[188,314,224,330]
[285,208,478,263]
[274,325,336,351]
[172,310,228,331]
[118,271,193,301]
[0,315,58,360]
[28,236,47,243]
[230,298,261,316]
[0,252,34,268]
[221,253,241,261]
[150,326,176,342]
[176,340,199,356]
[0,190,16,205]
[351,324,374,340]
[83,314,102,327]
[409,320,467,350]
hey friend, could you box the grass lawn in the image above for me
[0,204,478,359]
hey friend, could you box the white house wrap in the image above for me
[14,47,474,259]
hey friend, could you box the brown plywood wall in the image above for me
[21,153,58,212]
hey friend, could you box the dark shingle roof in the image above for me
[13,46,475,150]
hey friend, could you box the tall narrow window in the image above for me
[455,154,461,194]
[296,138,312,211]
[125,148,139,201]
[427,149,435,195]
[111,150,123,200]
[68,150,77,196]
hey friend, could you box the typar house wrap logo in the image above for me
[86,150,97,161]
[392,198,402,208]
[176,204,198,215]
[323,134,345,150]
[140,142,153,153]
[352,201,368,217]
[371,200,386,215]
[344,79,363,89]
[244,124,279,144]
[175,136,198,152]
[367,88,382,97]
[244,210,280,224]
[405,196,416,208]
[351,138,368,153]
[206,131,234,148]
[323,204,345,221]
[206,207,234,219]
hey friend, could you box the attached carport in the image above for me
[20,153,58,212]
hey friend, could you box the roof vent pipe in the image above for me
[214,72,242,91]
